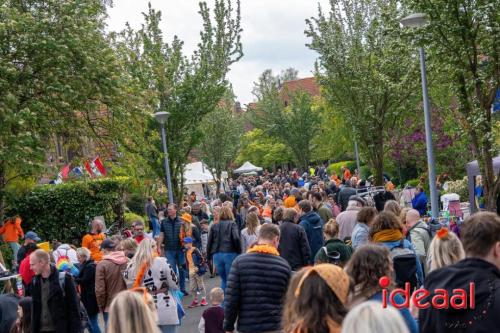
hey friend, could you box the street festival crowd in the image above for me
[0,166,500,333]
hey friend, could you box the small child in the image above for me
[184,237,207,307]
[198,287,224,333]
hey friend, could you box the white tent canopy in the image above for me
[184,162,214,185]
[233,161,263,174]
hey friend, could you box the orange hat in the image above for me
[284,196,297,208]
[181,213,192,223]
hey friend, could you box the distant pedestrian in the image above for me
[81,218,106,263]
[146,197,160,238]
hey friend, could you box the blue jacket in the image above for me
[412,191,428,216]
[299,211,324,263]
[380,239,424,286]
[160,216,182,251]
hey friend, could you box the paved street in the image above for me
[179,275,221,332]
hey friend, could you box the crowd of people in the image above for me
[0,166,499,333]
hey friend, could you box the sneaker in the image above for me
[188,300,199,308]
[200,298,207,306]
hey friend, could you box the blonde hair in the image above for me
[245,212,260,236]
[341,301,409,333]
[209,287,224,304]
[324,219,340,239]
[127,238,156,277]
[220,206,234,221]
[120,238,138,253]
[427,231,465,272]
[107,290,159,333]
[76,247,91,261]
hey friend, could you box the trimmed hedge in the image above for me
[124,212,145,229]
[326,161,358,176]
[8,177,130,244]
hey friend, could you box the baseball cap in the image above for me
[25,231,41,242]
[100,239,116,251]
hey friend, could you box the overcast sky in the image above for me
[107,0,330,106]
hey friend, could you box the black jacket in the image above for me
[75,260,99,316]
[419,258,500,333]
[278,220,311,270]
[32,265,82,333]
[207,220,241,259]
[337,186,356,211]
[223,252,291,333]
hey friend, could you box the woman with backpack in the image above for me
[369,212,424,289]
[345,244,418,333]
[75,248,100,333]
[314,220,352,266]
[124,238,180,333]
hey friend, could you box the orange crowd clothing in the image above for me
[0,218,24,242]
[343,169,351,181]
[82,232,106,262]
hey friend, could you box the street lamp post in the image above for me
[400,13,439,218]
[154,111,174,204]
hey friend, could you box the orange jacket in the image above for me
[0,218,24,242]
[82,233,106,262]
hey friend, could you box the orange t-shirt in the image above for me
[343,169,351,181]
[0,218,24,242]
[82,233,106,262]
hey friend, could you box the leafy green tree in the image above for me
[306,0,418,184]
[112,1,243,202]
[403,0,500,210]
[198,91,242,193]
[250,69,321,169]
[235,129,293,169]
[0,0,127,218]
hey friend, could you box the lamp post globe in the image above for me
[153,111,170,124]
[400,13,427,28]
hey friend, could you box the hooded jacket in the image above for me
[299,211,324,262]
[95,251,128,312]
[419,258,500,333]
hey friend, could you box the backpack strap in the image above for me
[59,271,66,297]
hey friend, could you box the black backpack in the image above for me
[389,240,419,291]
[34,272,89,330]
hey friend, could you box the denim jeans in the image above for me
[213,252,238,291]
[166,250,186,291]
[8,242,20,264]
[103,312,109,326]
[159,325,178,333]
[88,314,101,333]
[150,216,160,238]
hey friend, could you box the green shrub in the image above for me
[444,177,468,200]
[0,243,14,270]
[406,178,420,187]
[7,177,130,244]
[124,212,145,229]
[126,192,146,216]
[326,161,357,176]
